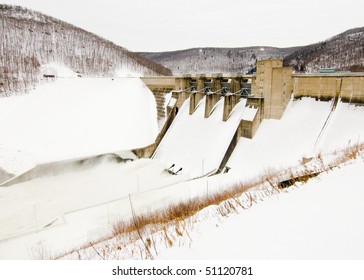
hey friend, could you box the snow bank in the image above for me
[0,156,193,258]
[0,94,33,122]
[227,98,333,180]
[154,96,247,177]
[158,159,364,259]
[0,78,158,174]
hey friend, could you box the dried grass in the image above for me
[56,142,364,260]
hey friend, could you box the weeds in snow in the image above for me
[56,142,364,260]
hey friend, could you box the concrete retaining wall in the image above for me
[293,75,364,103]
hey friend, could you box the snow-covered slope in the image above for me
[316,100,364,152]
[153,96,247,177]
[0,158,191,251]
[227,98,364,181]
[227,97,334,180]
[0,78,158,175]
[284,27,364,72]
[1,95,363,260]
[158,157,364,259]
[141,26,364,75]
[0,93,33,121]
[0,4,171,96]
[55,145,364,261]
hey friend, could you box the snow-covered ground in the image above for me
[158,157,364,259]
[154,96,247,177]
[316,100,364,152]
[0,77,158,175]
[0,94,363,260]
[59,96,364,260]
[0,157,193,259]
[59,145,364,260]
[227,98,364,181]
[0,94,34,122]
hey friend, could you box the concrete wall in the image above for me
[223,94,240,121]
[253,59,292,119]
[246,97,264,121]
[293,74,364,103]
[205,93,221,118]
[218,123,242,172]
[134,102,181,159]
[270,67,293,119]
[190,92,205,114]
[341,76,364,103]
[172,90,190,109]
[254,59,280,98]
[133,143,157,159]
[142,77,187,90]
[142,77,189,120]
[241,108,261,139]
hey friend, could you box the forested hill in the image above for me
[140,46,298,75]
[140,27,364,75]
[0,4,171,96]
[283,27,364,72]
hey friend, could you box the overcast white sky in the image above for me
[2,0,363,52]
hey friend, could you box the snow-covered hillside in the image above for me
[0,4,171,96]
[141,26,364,75]
[57,97,364,260]
[0,78,158,175]
[140,47,296,75]
[57,143,364,261]
[0,96,363,260]
[284,27,364,72]
[158,156,364,260]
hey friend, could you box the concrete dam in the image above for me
[137,58,364,177]
[2,58,364,186]
[1,59,364,257]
